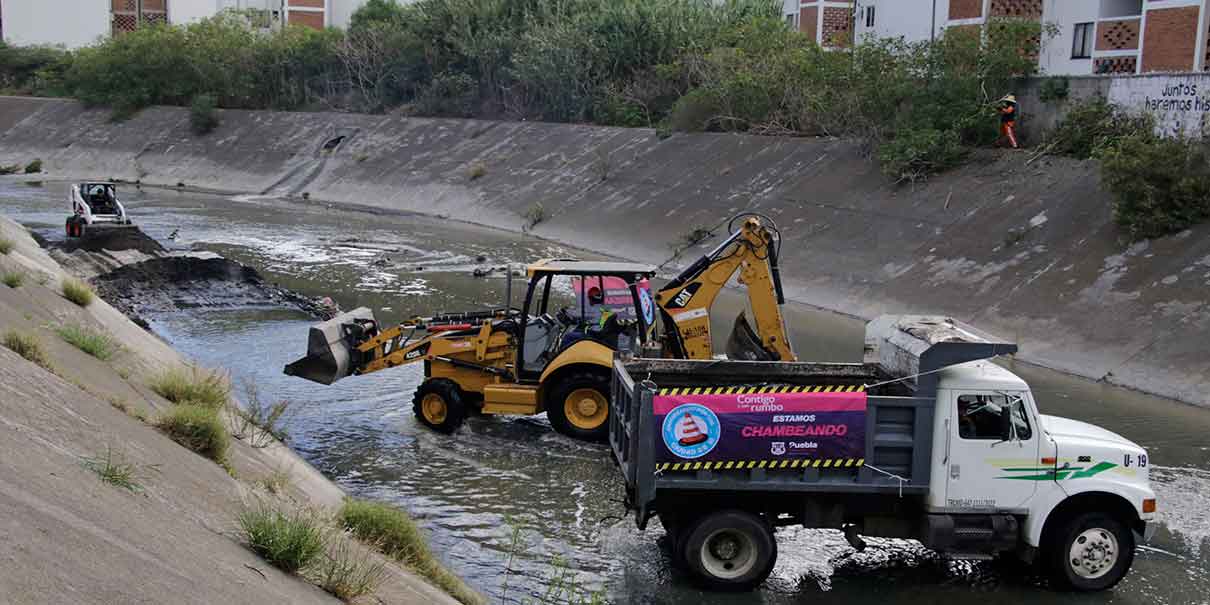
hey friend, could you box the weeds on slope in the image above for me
[2,270,23,287]
[0,237,13,255]
[149,366,230,409]
[238,505,326,573]
[2,329,51,369]
[231,381,293,447]
[81,445,147,492]
[61,278,95,307]
[308,534,388,601]
[55,322,119,360]
[155,403,230,465]
[339,499,484,605]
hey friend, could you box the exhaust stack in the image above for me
[284,307,377,385]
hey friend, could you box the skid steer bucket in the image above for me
[284,307,376,385]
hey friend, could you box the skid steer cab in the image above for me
[286,260,658,441]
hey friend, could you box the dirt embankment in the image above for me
[0,216,460,605]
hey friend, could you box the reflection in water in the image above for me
[3,181,1209,604]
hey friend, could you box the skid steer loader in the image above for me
[285,213,796,442]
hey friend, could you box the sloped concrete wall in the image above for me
[0,96,1206,406]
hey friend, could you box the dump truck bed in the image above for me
[610,357,936,528]
[609,315,1018,529]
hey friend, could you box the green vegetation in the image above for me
[238,506,326,573]
[523,202,547,231]
[231,381,292,447]
[0,164,19,175]
[2,270,23,287]
[149,366,231,409]
[1045,96,1152,159]
[24,159,42,174]
[81,446,143,492]
[61,278,95,306]
[0,42,70,96]
[1044,97,1210,240]
[2,330,51,369]
[189,94,220,135]
[258,467,293,495]
[339,499,483,605]
[467,162,486,180]
[0,237,13,254]
[0,3,1043,180]
[309,536,388,601]
[55,322,119,360]
[1037,77,1070,103]
[1101,135,1210,240]
[155,404,230,464]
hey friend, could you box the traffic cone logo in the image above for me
[677,412,708,446]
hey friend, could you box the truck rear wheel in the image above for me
[683,510,777,591]
[545,371,610,442]
[412,379,466,434]
[1046,512,1134,591]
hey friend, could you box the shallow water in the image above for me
[3,181,1207,604]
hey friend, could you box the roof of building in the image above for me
[526,259,657,277]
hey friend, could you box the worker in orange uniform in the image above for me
[998,94,1019,149]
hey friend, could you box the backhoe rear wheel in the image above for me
[546,371,611,442]
[412,379,466,434]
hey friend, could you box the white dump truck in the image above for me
[609,316,1156,592]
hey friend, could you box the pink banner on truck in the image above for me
[653,388,867,464]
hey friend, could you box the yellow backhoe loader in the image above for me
[285,213,795,441]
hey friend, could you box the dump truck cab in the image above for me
[610,315,1156,592]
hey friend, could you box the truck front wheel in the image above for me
[683,510,777,591]
[412,379,467,434]
[1047,512,1135,591]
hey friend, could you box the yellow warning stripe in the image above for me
[655,458,866,472]
[658,385,867,396]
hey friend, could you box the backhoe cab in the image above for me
[285,213,796,441]
[286,260,657,441]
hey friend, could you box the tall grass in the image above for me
[61,278,95,306]
[238,506,326,573]
[55,322,119,360]
[2,270,23,287]
[339,499,484,605]
[2,329,51,369]
[155,404,230,464]
[149,366,230,409]
[309,535,388,601]
[0,237,13,255]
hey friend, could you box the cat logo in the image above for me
[404,342,430,361]
[666,283,701,309]
[771,442,786,455]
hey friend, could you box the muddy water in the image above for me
[2,181,1207,605]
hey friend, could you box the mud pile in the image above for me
[59,226,166,254]
[93,255,333,327]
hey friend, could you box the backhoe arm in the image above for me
[655,217,796,361]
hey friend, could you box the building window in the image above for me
[865,6,876,28]
[786,13,797,29]
[1072,22,1094,59]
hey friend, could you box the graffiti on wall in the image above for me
[1108,74,1210,136]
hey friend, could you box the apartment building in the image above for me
[0,0,393,48]
[784,0,1210,75]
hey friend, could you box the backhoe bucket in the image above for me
[284,307,376,385]
[725,311,777,361]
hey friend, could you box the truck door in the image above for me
[943,390,1039,511]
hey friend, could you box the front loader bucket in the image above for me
[284,307,376,385]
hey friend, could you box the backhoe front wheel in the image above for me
[546,371,611,442]
[412,379,467,434]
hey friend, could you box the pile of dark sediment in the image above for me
[58,227,166,254]
[92,256,333,328]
